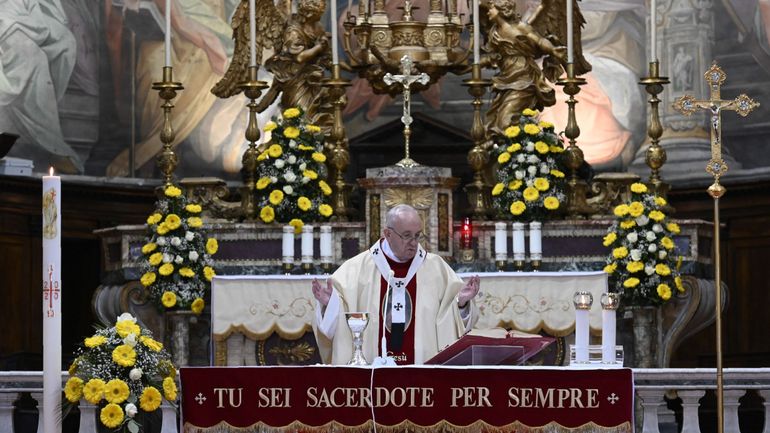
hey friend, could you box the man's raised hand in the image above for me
[458,275,481,307]
[311,278,333,306]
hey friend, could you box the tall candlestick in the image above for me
[165,0,172,66]
[512,222,525,261]
[472,0,480,64]
[248,0,257,67]
[331,0,339,64]
[320,225,333,258]
[282,225,295,265]
[42,167,62,433]
[650,0,657,62]
[494,222,507,261]
[573,291,593,363]
[601,292,620,364]
[528,221,542,258]
[301,225,314,264]
[566,0,573,64]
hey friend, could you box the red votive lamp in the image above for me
[461,217,473,250]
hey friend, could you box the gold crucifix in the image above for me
[673,62,759,198]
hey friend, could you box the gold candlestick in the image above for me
[239,66,269,220]
[322,64,354,221]
[152,66,184,186]
[639,61,670,197]
[462,63,492,220]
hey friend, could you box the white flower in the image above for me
[645,265,655,275]
[156,237,167,246]
[170,237,181,246]
[283,185,294,195]
[288,155,297,164]
[270,176,278,183]
[540,163,549,174]
[162,253,173,263]
[645,231,656,242]
[636,215,650,226]
[299,162,307,171]
[648,243,658,253]
[129,368,143,381]
[189,251,199,261]
[288,139,297,148]
[527,165,538,176]
[630,249,642,261]
[125,403,138,418]
[515,170,525,180]
[123,333,137,347]
[283,172,296,182]
[658,250,667,259]
[517,154,526,163]
[274,159,285,169]
[527,154,540,164]
[626,232,638,242]
[652,224,663,233]
[301,177,311,184]
[525,143,535,152]
[185,231,195,241]
[174,255,183,264]
[117,313,136,323]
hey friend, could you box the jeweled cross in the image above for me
[383,55,429,168]
[673,62,759,196]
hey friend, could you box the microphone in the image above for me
[373,270,396,366]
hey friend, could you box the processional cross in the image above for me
[672,61,759,433]
[383,55,429,168]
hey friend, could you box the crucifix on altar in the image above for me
[383,55,429,168]
[673,61,759,433]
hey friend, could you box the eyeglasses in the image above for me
[387,227,425,243]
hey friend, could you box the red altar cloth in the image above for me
[180,366,633,433]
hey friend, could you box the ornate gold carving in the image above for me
[639,61,671,197]
[180,177,242,220]
[438,193,449,251]
[370,194,381,245]
[462,64,492,220]
[268,341,317,365]
[152,67,184,186]
[586,173,641,216]
[384,188,433,210]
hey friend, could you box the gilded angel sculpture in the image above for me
[482,0,591,133]
[211,0,334,131]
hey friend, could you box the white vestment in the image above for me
[313,241,477,365]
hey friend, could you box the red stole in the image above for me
[377,254,417,365]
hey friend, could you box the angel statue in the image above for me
[212,0,333,131]
[482,0,591,134]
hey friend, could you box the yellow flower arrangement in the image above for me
[312,152,326,162]
[498,152,511,164]
[289,218,304,234]
[64,314,177,433]
[283,107,300,118]
[543,196,560,210]
[522,187,539,202]
[147,213,162,225]
[158,263,174,276]
[161,291,176,307]
[319,204,333,217]
[206,238,218,255]
[269,189,284,205]
[504,125,520,138]
[179,267,195,278]
[260,206,275,223]
[141,243,156,254]
[191,298,205,314]
[283,126,300,139]
[523,124,541,135]
[510,201,526,216]
[164,185,181,197]
[268,144,283,158]
[204,266,216,281]
[318,180,332,196]
[256,177,271,190]
[491,183,505,196]
[185,203,202,213]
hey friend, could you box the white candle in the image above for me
[282,225,294,264]
[650,0,657,62]
[602,308,616,363]
[42,167,61,433]
[301,225,314,264]
[249,0,257,67]
[529,221,542,259]
[472,0,480,64]
[575,309,589,362]
[320,225,333,261]
[494,222,507,261]
[512,222,525,261]
[331,0,339,64]
[566,0,573,64]
[165,0,172,66]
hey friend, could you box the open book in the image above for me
[425,328,555,366]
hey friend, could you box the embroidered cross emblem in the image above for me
[42,264,59,318]
[418,250,423,257]
[373,248,379,255]
[395,281,405,288]
[607,393,619,405]
[394,303,404,311]
[195,393,207,405]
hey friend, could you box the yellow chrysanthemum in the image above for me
[523,187,539,202]
[83,378,105,404]
[603,262,617,274]
[319,180,332,196]
[289,218,304,234]
[112,345,136,368]
[141,243,157,254]
[188,217,203,228]
[283,126,300,139]
[661,236,674,250]
[623,277,640,288]
[260,206,275,223]
[115,320,140,338]
[550,169,565,178]
[100,403,124,429]
[140,336,163,352]
[185,204,202,213]
[533,177,549,191]
[508,180,523,190]
[522,108,539,117]
[298,144,315,151]
[657,283,672,301]
[534,141,549,154]
[84,335,107,348]
[319,204,333,217]
[612,246,629,259]
[164,185,182,197]
[104,379,130,404]
[303,169,318,180]
[614,204,629,217]
[268,144,283,158]
[602,232,617,247]
[139,386,162,412]
[159,263,174,276]
[149,252,162,266]
[543,196,559,210]
[510,201,526,216]
[655,263,671,276]
[523,124,541,135]
[269,190,284,205]
[497,152,511,164]
[539,121,554,129]
[655,196,668,206]
[491,183,505,196]
[667,222,681,234]
[206,238,218,255]
[161,291,177,308]
[68,359,78,375]
[264,121,277,132]
[204,266,215,281]
[620,220,637,229]
[283,107,300,118]
[179,267,194,278]
[156,223,169,235]
[504,125,520,138]
[674,276,685,292]
[256,177,271,190]
[312,152,326,162]
[297,196,312,211]
[630,183,648,194]
[191,298,205,314]
[64,377,84,402]
[507,142,521,153]
[146,213,162,225]
[626,261,644,273]
[306,124,321,133]
[549,145,565,153]
[163,377,178,401]
[649,210,665,222]
[628,202,645,218]
[165,214,181,230]
[257,151,267,161]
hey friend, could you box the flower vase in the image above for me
[630,306,658,368]
[165,310,195,367]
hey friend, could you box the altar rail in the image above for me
[1,369,769,433]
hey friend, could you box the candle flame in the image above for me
[49,167,54,176]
